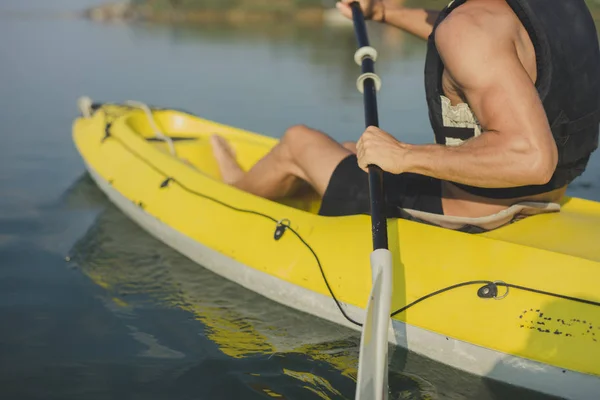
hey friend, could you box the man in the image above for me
[211,0,600,225]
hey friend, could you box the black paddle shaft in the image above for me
[350,2,389,250]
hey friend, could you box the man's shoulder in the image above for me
[445,0,517,22]
[435,0,519,50]
[434,0,525,90]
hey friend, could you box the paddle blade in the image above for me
[355,248,393,400]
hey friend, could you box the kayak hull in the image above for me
[73,103,600,399]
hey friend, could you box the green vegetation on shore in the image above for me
[87,0,337,23]
[130,0,327,11]
[86,0,600,25]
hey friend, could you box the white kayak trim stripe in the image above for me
[86,164,599,400]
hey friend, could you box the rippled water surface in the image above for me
[1,1,599,399]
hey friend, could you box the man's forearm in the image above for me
[381,5,440,41]
[404,132,555,188]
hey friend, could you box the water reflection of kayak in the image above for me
[71,100,600,399]
[67,180,438,399]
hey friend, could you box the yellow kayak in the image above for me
[72,99,600,399]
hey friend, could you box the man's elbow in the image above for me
[528,146,558,186]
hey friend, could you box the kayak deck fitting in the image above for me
[72,101,600,399]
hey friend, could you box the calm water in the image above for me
[1,1,599,399]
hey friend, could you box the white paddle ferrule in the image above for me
[356,72,382,93]
[354,46,378,65]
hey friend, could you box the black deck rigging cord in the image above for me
[95,110,600,329]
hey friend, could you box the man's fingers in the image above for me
[335,1,352,18]
[337,0,376,20]
[358,157,373,173]
[358,156,368,172]
[356,126,379,172]
[357,147,372,172]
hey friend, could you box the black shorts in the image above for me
[318,154,443,218]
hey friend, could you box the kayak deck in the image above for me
[483,196,600,261]
[73,103,600,397]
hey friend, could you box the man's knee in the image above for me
[283,124,315,144]
[281,124,330,165]
[273,125,310,164]
[282,124,329,153]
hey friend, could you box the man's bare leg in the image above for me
[211,124,352,200]
[210,136,244,184]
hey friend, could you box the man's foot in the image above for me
[210,134,245,184]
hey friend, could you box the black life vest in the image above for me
[424,0,600,199]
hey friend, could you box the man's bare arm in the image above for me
[379,4,439,40]
[336,0,439,40]
[403,10,558,188]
